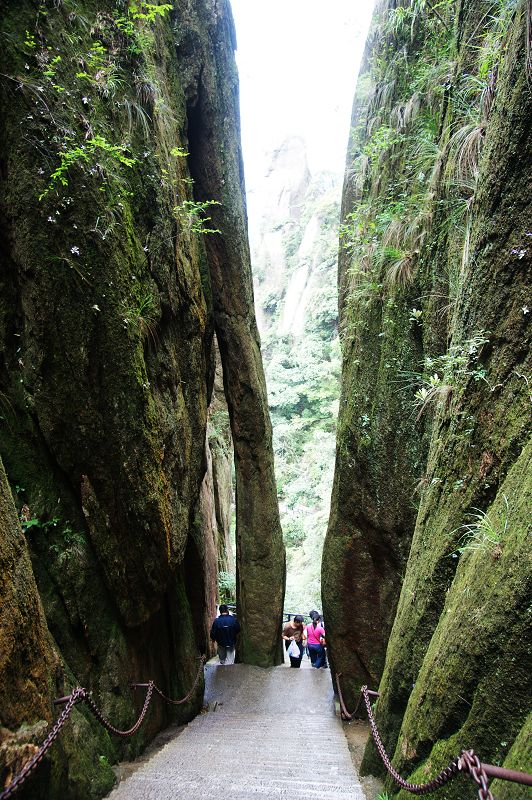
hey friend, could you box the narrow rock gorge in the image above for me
[1,0,530,797]
[0,1,284,796]
[323,0,531,795]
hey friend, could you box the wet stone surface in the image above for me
[108,662,366,799]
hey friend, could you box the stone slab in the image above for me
[107,664,366,799]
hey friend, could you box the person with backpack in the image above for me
[210,605,241,665]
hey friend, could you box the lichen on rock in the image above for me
[323,0,532,791]
[0,0,284,795]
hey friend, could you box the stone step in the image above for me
[107,664,366,800]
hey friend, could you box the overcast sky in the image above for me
[229,0,375,189]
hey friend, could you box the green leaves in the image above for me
[21,516,59,533]
[174,199,221,235]
[218,571,236,603]
[39,136,136,199]
[129,3,173,22]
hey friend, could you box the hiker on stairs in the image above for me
[210,604,241,665]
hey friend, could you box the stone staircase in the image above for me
[108,661,366,799]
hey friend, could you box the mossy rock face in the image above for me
[322,0,455,700]
[390,443,531,799]
[175,0,286,666]
[0,0,212,628]
[0,0,257,795]
[490,714,532,800]
[357,2,532,787]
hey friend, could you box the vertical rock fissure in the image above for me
[181,0,285,666]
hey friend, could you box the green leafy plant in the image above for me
[49,524,85,555]
[402,332,490,417]
[174,199,221,235]
[24,30,37,50]
[42,54,61,78]
[21,516,59,533]
[171,146,189,158]
[129,2,173,22]
[363,125,404,164]
[413,374,452,419]
[39,136,136,199]
[452,497,509,557]
[115,3,172,55]
[122,293,158,342]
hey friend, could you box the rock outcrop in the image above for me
[177,0,285,665]
[324,0,531,792]
[0,0,284,795]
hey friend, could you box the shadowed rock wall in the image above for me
[176,0,286,666]
[0,455,60,797]
[0,0,283,795]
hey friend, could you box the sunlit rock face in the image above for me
[200,344,235,658]
[250,136,311,331]
[0,0,283,794]
[208,346,234,580]
[325,1,531,794]
[251,137,339,339]
[264,136,311,223]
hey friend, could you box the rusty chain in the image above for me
[338,676,532,799]
[0,688,85,800]
[0,657,205,798]
[360,685,461,795]
[83,681,154,737]
[459,751,494,800]
[148,656,206,705]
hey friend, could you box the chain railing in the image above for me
[133,652,205,706]
[336,674,532,800]
[4,660,529,800]
[0,689,85,800]
[0,656,205,799]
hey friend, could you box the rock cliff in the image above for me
[323,0,531,793]
[250,137,341,611]
[0,456,62,798]
[0,0,283,795]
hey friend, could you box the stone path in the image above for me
[108,660,366,799]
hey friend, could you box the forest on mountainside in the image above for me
[250,139,342,612]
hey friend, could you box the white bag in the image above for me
[287,639,300,659]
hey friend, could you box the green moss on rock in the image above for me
[359,1,532,784]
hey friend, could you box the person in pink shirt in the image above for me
[303,613,326,668]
